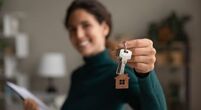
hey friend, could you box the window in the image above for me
[119,80,125,85]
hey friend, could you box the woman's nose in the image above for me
[75,27,85,39]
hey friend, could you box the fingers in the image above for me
[118,38,153,48]
[117,38,156,73]
[128,55,155,73]
[116,38,156,73]
[128,55,156,64]
[24,99,39,110]
[128,62,154,73]
[131,47,156,56]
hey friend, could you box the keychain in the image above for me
[115,41,132,89]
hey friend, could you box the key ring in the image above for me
[123,41,128,53]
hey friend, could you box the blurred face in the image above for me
[67,9,109,57]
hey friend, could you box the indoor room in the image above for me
[0,0,201,110]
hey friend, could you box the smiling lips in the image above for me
[78,40,90,49]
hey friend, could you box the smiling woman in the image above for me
[23,0,167,110]
[67,9,108,57]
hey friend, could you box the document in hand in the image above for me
[6,82,49,110]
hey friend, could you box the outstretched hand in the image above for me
[118,38,156,74]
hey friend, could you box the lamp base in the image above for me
[46,78,57,93]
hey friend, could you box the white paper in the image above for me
[6,82,49,110]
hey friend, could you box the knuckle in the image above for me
[152,55,157,62]
[145,38,153,46]
[149,40,153,46]
[145,68,150,73]
[138,56,143,62]
[149,57,155,63]
[132,48,137,54]
[153,48,156,54]
[153,56,156,63]
[150,48,156,55]
[135,40,140,47]
[133,56,138,62]
[145,65,153,73]
[135,63,140,68]
[151,64,155,70]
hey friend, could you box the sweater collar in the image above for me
[83,49,112,65]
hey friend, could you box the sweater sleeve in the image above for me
[125,66,167,110]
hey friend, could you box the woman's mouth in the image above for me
[78,40,90,49]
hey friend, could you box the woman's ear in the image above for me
[101,22,110,38]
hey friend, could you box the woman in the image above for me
[24,0,167,110]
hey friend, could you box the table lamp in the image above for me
[38,53,66,93]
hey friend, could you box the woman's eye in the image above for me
[82,23,90,29]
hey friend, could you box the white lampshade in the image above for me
[39,53,66,78]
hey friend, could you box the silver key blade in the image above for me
[116,58,127,75]
[116,58,122,74]
[119,59,127,74]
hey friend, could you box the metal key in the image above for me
[116,49,132,75]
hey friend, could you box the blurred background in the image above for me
[0,0,200,110]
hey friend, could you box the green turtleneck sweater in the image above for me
[61,50,167,110]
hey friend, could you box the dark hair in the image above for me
[64,0,112,38]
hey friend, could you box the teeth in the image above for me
[80,40,89,47]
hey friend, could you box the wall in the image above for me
[2,0,201,110]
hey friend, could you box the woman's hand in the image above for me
[23,98,39,110]
[119,38,156,74]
